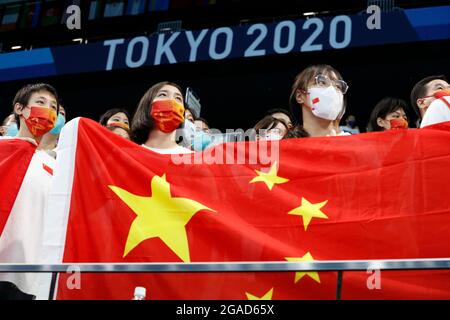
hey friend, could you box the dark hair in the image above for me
[184,107,196,120]
[99,108,130,126]
[367,97,408,132]
[195,117,209,128]
[410,75,447,119]
[254,115,288,138]
[289,64,346,125]
[13,83,59,128]
[285,127,310,138]
[131,81,184,144]
[266,108,294,124]
[58,98,68,118]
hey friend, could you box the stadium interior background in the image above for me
[1,0,450,132]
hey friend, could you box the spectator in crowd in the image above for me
[0,84,59,298]
[0,117,6,136]
[289,64,349,137]
[99,108,132,139]
[410,75,449,125]
[339,115,360,134]
[99,108,130,128]
[420,88,450,128]
[190,117,213,152]
[1,114,17,137]
[179,109,197,149]
[254,115,288,140]
[11,83,59,145]
[185,108,195,123]
[266,108,294,129]
[284,127,310,139]
[107,122,131,140]
[131,81,192,154]
[409,75,450,128]
[367,97,409,132]
[195,117,210,132]
[38,104,67,153]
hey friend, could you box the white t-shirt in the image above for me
[141,144,193,154]
[420,96,450,128]
[0,149,55,299]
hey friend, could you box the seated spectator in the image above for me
[131,81,192,154]
[289,64,349,137]
[367,97,409,132]
[340,115,360,134]
[254,115,288,140]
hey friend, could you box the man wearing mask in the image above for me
[410,75,450,127]
[0,83,59,299]
[12,84,58,144]
[420,90,450,128]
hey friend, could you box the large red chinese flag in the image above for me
[0,138,36,236]
[50,118,450,300]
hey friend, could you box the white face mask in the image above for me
[307,86,344,121]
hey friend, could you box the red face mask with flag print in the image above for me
[433,89,450,100]
[22,105,57,137]
[107,121,130,131]
[150,100,185,133]
[389,118,408,130]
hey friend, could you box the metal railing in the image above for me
[1,258,450,300]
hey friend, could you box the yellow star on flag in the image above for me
[285,252,321,284]
[288,197,328,231]
[109,174,215,262]
[245,288,274,300]
[249,162,289,190]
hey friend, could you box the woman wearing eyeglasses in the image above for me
[289,64,349,137]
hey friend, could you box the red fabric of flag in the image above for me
[55,118,450,299]
[0,139,36,236]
